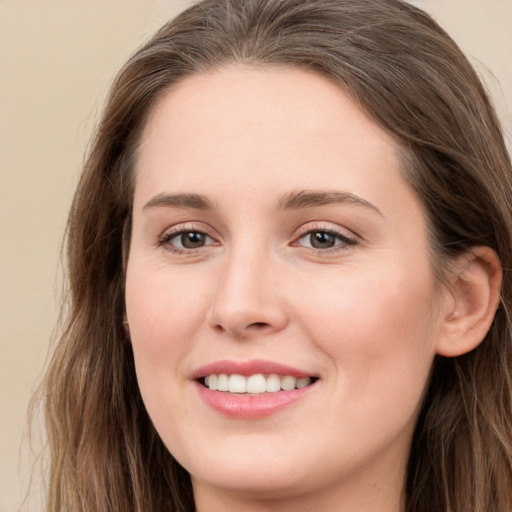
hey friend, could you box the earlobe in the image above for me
[436,246,502,357]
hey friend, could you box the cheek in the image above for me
[124,264,211,395]
[296,265,438,401]
[127,260,210,332]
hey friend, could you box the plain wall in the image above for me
[0,1,510,511]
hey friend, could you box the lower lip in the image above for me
[195,381,316,419]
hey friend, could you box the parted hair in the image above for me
[38,0,512,511]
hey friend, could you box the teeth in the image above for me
[204,373,313,394]
[208,374,217,390]
[247,374,267,394]
[217,374,229,392]
[228,374,247,393]
[266,373,281,392]
[281,376,296,391]
[296,377,311,389]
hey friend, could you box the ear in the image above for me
[436,246,502,357]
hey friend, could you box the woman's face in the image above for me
[125,66,448,507]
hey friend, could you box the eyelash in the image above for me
[293,225,358,253]
[156,224,217,254]
[156,224,358,255]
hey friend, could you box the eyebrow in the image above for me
[277,190,383,216]
[142,189,382,216]
[143,193,214,211]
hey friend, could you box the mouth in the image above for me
[192,360,320,418]
[199,373,318,394]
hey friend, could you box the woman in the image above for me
[40,0,512,510]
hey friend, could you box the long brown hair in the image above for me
[39,1,512,510]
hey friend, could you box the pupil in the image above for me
[182,232,205,248]
[311,231,335,249]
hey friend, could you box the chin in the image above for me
[191,465,310,500]
[181,440,314,498]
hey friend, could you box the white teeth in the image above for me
[281,376,296,391]
[204,373,314,394]
[217,373,229,392]
[266,373,281,392]
[228,374,247,393]
[247,374,267,394]
[208,374,217,390]
[296,377,311,389]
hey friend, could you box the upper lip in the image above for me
[191,359,317,380]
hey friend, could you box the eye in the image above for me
[296,229,356,250]
[174,231,209,249]
[158,229,216,251]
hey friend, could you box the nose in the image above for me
[206,246,289,339]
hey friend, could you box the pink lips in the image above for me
[192,359,318,419]
[192,359,313,379]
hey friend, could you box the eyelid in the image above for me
[292,222,358,251]
[156,222,219,250]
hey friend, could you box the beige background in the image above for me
[1,1,510,511]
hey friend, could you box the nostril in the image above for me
[248,322,269,329]
[211,321,271,338]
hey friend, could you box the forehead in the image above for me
[139,64,396,157]
[134,65,417,221]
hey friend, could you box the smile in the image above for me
[202,373,314,394]
[193,360,319,418]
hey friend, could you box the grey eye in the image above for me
[309,231,337,249]
[296,229,356,251]
[176,231,207,249]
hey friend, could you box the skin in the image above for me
[125,65,458,512]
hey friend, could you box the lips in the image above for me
[192,359,317,379]
[192,359,319,419]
